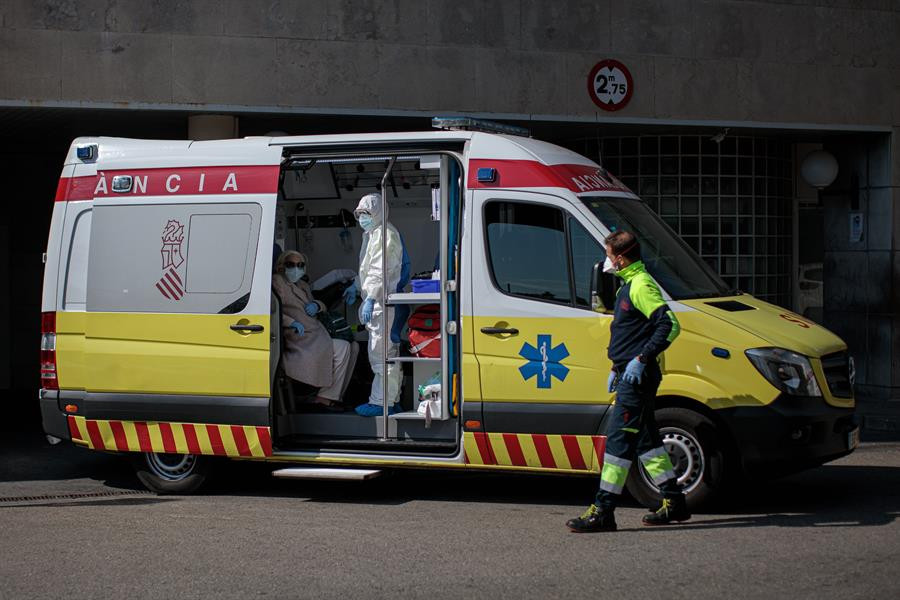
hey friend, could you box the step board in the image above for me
[271,467,382,481]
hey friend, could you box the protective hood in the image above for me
[355,192,384,222]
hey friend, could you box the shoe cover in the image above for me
[354,403,400,417]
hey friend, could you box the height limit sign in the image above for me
[588,60,633,111]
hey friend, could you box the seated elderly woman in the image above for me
[272,250,358,411]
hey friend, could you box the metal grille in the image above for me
[596,135,793,308]
[821,351,852,398]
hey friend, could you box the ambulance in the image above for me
[39,118,858,507]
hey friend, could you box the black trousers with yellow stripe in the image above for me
[595,363,681,510]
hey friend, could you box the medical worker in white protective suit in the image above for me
[346,193,403,416]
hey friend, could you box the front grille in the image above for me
[821,351,852,398]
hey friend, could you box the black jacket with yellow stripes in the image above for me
[607,260,681,369]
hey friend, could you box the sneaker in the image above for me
[354,403,400,417]
[566,504,617,533]
[642,495,691,526]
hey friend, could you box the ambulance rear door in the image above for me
[78,140,281,458]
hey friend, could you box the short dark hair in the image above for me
[605,230,641,260]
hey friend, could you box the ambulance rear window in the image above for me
[63,209,91,310]
[87,203,261,314]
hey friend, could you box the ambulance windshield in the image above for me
[580,196,733,300]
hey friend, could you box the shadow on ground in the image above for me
[3,433,899,530]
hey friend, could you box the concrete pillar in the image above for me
[188,115,238,140]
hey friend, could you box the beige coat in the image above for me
[272,273,334,388]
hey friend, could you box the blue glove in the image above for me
[607,371,617,393]
[361,298,375,325]
[304,301,319,316]
[343,282,358,305]
[289,320,304,336]
[622,357,645,384]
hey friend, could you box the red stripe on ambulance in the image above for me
[562,435,588,471]
[135,422,153,452]
[109,421,129,451]
[465,432,605,473]
[85,420,105,450]
[55,175,97,202]
[64,416,274,458]
[206,424,226,455]
[256,427,272,455]
[503,433,527,467]
[473,432,496,465]
[231,425,252,457]
[159,422,177,454]
[67,415,82,441]
[55,165,278,202]
[532,434,557,469]
[183,423,202,455]
[92,165,279,198]
[467,159,633,195]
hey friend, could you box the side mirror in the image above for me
[591,261,617,313]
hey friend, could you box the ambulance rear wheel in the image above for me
[131,452,211,494]
[625,407,727,510]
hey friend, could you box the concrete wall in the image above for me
[0,0,898,126]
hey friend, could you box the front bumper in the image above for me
[717,394,857,477]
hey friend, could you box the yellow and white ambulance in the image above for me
[40,119,858,506]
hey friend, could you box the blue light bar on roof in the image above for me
[432,117,530,137]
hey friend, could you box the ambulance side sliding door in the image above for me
[83,195,273,427]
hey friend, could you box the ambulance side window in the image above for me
[569,217,605,308]
[185,214,252,294]
[63,209,92,310]
[484,201,572,305]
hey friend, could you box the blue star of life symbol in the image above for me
[518,334,570,389]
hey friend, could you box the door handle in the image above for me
[230,323,264,333]
[480,326,519,335]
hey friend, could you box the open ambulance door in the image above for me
[77,149,281,492]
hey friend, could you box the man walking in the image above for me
[567,230,690,532]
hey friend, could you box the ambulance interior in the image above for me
[270,151,462,452]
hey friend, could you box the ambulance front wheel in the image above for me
[131,452,211,494]
[626,407,729,510]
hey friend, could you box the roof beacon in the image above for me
[432,116,530,138]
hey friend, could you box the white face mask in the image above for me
[285,266,304,283]
[603,256,617,274]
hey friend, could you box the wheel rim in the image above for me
[145,452,197,482]
[638,426,706,494]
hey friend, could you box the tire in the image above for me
[131,452,212,494]
[625,407,730,510]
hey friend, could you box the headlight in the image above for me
[745,347,822,397]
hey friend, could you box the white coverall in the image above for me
[356,193,403,407]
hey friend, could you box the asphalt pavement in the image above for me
[1,433,899,600]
